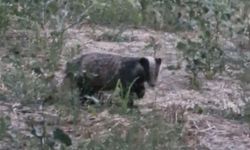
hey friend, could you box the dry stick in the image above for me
[152,34,163,109]
[153,42,158,109]
[153,86,157,109]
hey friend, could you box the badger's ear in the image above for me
[155,58,162,65]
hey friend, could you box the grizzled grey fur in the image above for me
[64,52,162,107]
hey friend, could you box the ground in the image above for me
[0,25,250,149]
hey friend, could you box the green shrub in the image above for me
[176,0,233,89]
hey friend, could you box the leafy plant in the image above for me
[53,128,72,146]
[107,78,140,114]
[176,0,231,89]
[78,112,187,150]
[0,117,8,140]
[0,1,10,35]
[139,0,180,30]
[2,63,51,104]
[31,124,72,149]
[86,0,141,26]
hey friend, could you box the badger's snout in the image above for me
[148,82,156,87]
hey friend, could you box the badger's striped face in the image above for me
[140,56,162,87]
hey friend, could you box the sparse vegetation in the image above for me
[0,117,8,140]
[77,112,187,150]
[0,0,250,149]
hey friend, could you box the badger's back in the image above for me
[65,52,141,90]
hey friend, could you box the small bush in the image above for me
[176,0,232,89]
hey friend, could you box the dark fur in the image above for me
[64,52,161,107]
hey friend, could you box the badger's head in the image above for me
[139,56,162,87]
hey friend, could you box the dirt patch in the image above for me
[0,25,249,149]
[183,113,250,150]
[63,25,249,149]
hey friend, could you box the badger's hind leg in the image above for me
[78,87,98,105]
[75,76,98,105]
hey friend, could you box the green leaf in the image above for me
[204,30,211,38]
[222,13,231,20]
[0,117,7,139]
[176,0,181,5]
[189,10,195,18]
[176,42,187,50]
[202,6,209,13]
[53,128,72,146]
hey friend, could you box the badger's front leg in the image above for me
[133,83,145,99]
[127,82,145,108]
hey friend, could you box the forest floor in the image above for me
[1,25,250,149]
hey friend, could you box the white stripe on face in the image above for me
[145,56,156,87]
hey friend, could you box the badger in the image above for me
[63,52,162,107]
